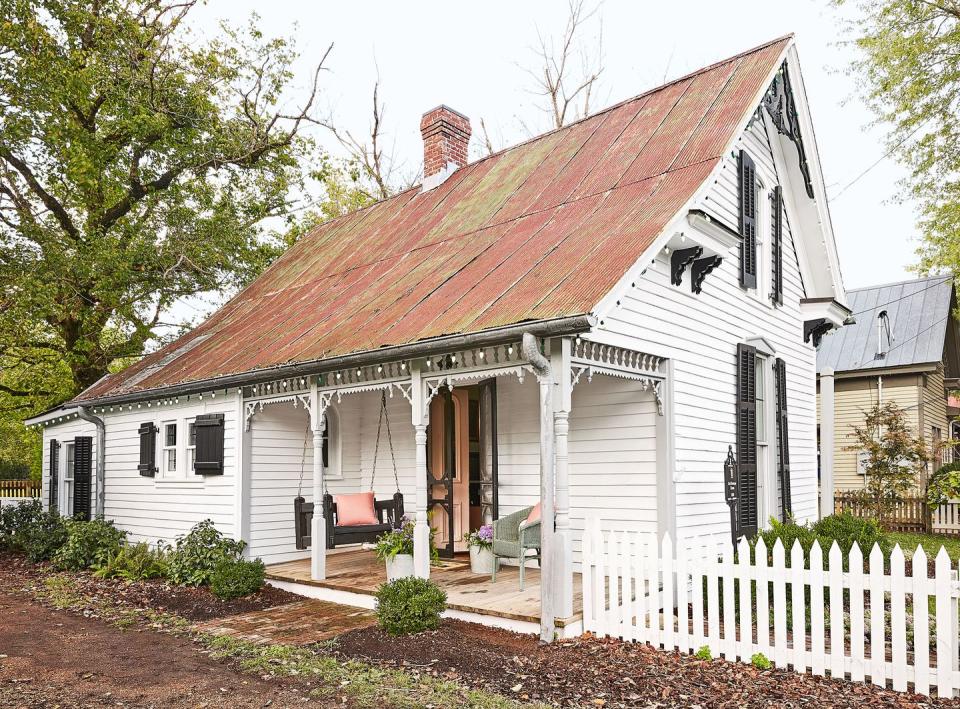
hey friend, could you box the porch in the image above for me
[264,548,584,635]
[239,335,669,637]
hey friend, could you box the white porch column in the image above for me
[311,387,327,581]
[819,368,835,520]
[523,333,556,643]
[551,338,574,620]
[410,362,431,579]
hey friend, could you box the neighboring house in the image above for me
[817,275,960,495]
[26,35,847,636]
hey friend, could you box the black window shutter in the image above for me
[138,422,157,476]
[770,185,784,305]
[736,343,758,538]
[49,439,59,512]
[774,357,792,520]
[738,150,758,289]
[194,414,225,475]
[73,436,92,521]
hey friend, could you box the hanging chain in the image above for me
[296,415,311,498]
[370,390,401,492]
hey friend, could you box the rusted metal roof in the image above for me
[80,36,791,401]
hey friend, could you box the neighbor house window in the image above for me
[162,422,177,475]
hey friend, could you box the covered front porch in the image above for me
[239,334,669,637]
[264,547,584,635]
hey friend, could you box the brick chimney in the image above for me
[420,105,471,190]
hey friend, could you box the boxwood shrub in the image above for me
[209,558,266,599]
[375,576,447,636]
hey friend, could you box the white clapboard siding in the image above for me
[100,394,240,544]
[595,116,817,546]
[247,403,312,564]
[582,517,960,697]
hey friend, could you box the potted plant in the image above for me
[464,524,494,574]
[375,517,415,581]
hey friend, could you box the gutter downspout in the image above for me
[522,332,555,643]
[77,406,106,518]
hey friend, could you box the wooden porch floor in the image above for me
[266,548,583,626]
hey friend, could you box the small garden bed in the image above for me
[334,619,960,707]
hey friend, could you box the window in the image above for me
[322,408,342,479]
[62,441,75,517]
[162,422,177,475]
[187,421,197,473]
[755,357,767,444]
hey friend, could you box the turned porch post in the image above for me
[411,362,431,579]
[311,384,327,580]
[551,337,574,620]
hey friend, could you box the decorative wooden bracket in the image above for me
[671,246,703,286]
[803,318,832,348]
[691,255,723,294]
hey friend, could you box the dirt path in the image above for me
[0,584,314,708]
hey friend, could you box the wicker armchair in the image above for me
[491,506,541,589]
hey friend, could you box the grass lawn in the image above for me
[888,531,960,561]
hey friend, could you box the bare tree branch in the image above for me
[524,0,605,130]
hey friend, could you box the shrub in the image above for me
[209,558,266,599]
[751,652,772,670]
[0,498,45,549]
[168,520,245,586]
[752,514,891,567]
[811,513,890,557]
[375,576,447,636]
[694,645,712,661]
[19,510,68,562]
[93,541,169,581]
[52,519,126,571]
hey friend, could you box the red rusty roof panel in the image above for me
[79,36,791,401]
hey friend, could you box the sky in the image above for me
[188,0,921,295]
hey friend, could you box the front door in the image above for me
[427,383,499,557]
[428,387,460,558]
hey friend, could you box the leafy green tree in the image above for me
[846,402,928,518]
[837,0,960,274]
[0,0,330,405]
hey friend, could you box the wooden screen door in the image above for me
[428,387,459,558]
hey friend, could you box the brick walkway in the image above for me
[194,599,375,645]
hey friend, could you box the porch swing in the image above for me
[294,391,404,550]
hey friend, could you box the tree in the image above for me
[524,0,605,131]
[846,402,928,518]
[837,0,960,275]
[0,0,331,405]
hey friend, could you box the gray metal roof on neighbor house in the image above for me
[816,274,955,374]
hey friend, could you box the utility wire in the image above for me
[849,276,952,317]
[829,120,929,202]
[854,313,950,369]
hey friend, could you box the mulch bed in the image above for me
[0,550,302,621]
[334,619,960,708]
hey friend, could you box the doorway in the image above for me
[427,380,498,558]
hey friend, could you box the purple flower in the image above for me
[477,524,493,542]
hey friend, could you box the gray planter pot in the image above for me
[385,553,414,581]
[470,544,495,574]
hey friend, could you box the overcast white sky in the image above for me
[190,0,920,294]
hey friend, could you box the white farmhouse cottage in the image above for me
[27,35,848,638]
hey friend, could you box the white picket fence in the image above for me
[582,517,960,697]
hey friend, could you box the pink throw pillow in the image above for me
[522,502,541,527]
[336,492,379,526]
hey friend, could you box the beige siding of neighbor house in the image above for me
[818,366,949,493]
